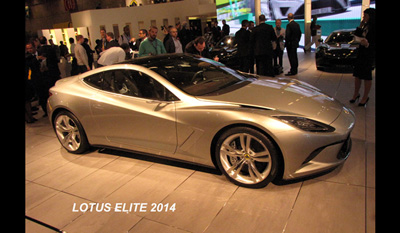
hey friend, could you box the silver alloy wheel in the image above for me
[219,133,272,185]
[55,115,81,152]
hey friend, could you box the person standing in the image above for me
[26,42,46,121]
[59,41,69,78]
[178,22,191,52]
[248,20,255,73]
[250,14,277,77]
[74,35,90,73]
[59,41,68,58]
[69,37,79,76]
[273,19,285,71]
[285,13,301,76]
[119,25,132,45]
[138,26,166,57]
[165,26,183,53]
[37,36,61,86]
[350,8,375,107]
[222,19,230,37]
[234,19,251,73]
[304,15,321,53]
[118,25,135,50]
[132,29,147,51]
[100,29,107,52]
[48,39,61,62]
[211,20,222,45]
[105,32,119,50]
[82,38,94,70]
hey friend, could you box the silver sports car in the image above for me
[47,54,355,188]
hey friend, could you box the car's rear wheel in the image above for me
[215,127,279,188]
[54,111,89,154]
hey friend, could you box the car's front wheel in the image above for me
[53,111,90,154]
[215,127,279,188]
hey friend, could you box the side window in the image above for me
[83,71,117,93]
[134,71,160,100]
[102,71,114,92]
[83,72,103,89]
[113,69,178,101]
[84,69,179,101]
[113,69,141,97]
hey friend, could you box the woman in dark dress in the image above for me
[350,8,375,106]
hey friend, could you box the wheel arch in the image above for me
[51,107,90,142]
[51,107,92,154]
[50,107,75,127]
[210,123,285,181]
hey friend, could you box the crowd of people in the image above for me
[234,13,301,77]
[25,36,60,123]
[25,8,375,123]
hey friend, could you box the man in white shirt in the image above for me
[74,35,90,73]
[98,43,130,66]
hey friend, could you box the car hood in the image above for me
[197,78,344,125]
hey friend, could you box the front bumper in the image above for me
[316,49,357,71]
[286,135,351,179]
[280,107,355,180]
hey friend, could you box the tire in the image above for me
[215,127,279,188]
[53,111,90,154]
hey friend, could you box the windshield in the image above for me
[137,56,250,96]
[325,31,355,44]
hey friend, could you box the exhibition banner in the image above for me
[217,0,375,45]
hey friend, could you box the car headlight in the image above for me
[274,116,335,132]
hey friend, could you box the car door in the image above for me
[89,68,178,156]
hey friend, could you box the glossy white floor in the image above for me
[25,52,375,233]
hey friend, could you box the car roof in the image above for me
[82,53,222,78]
[119,53,199,66]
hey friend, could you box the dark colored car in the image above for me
[209,36,240,70]
[315,29,359,71]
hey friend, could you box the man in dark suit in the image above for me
[285,13,302,76]
[37,36,61,87]
[165,27,183,53]
[250,14,277,76]
[105,32,120,50]
[26,42,50,118]
[234,20,251,73]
